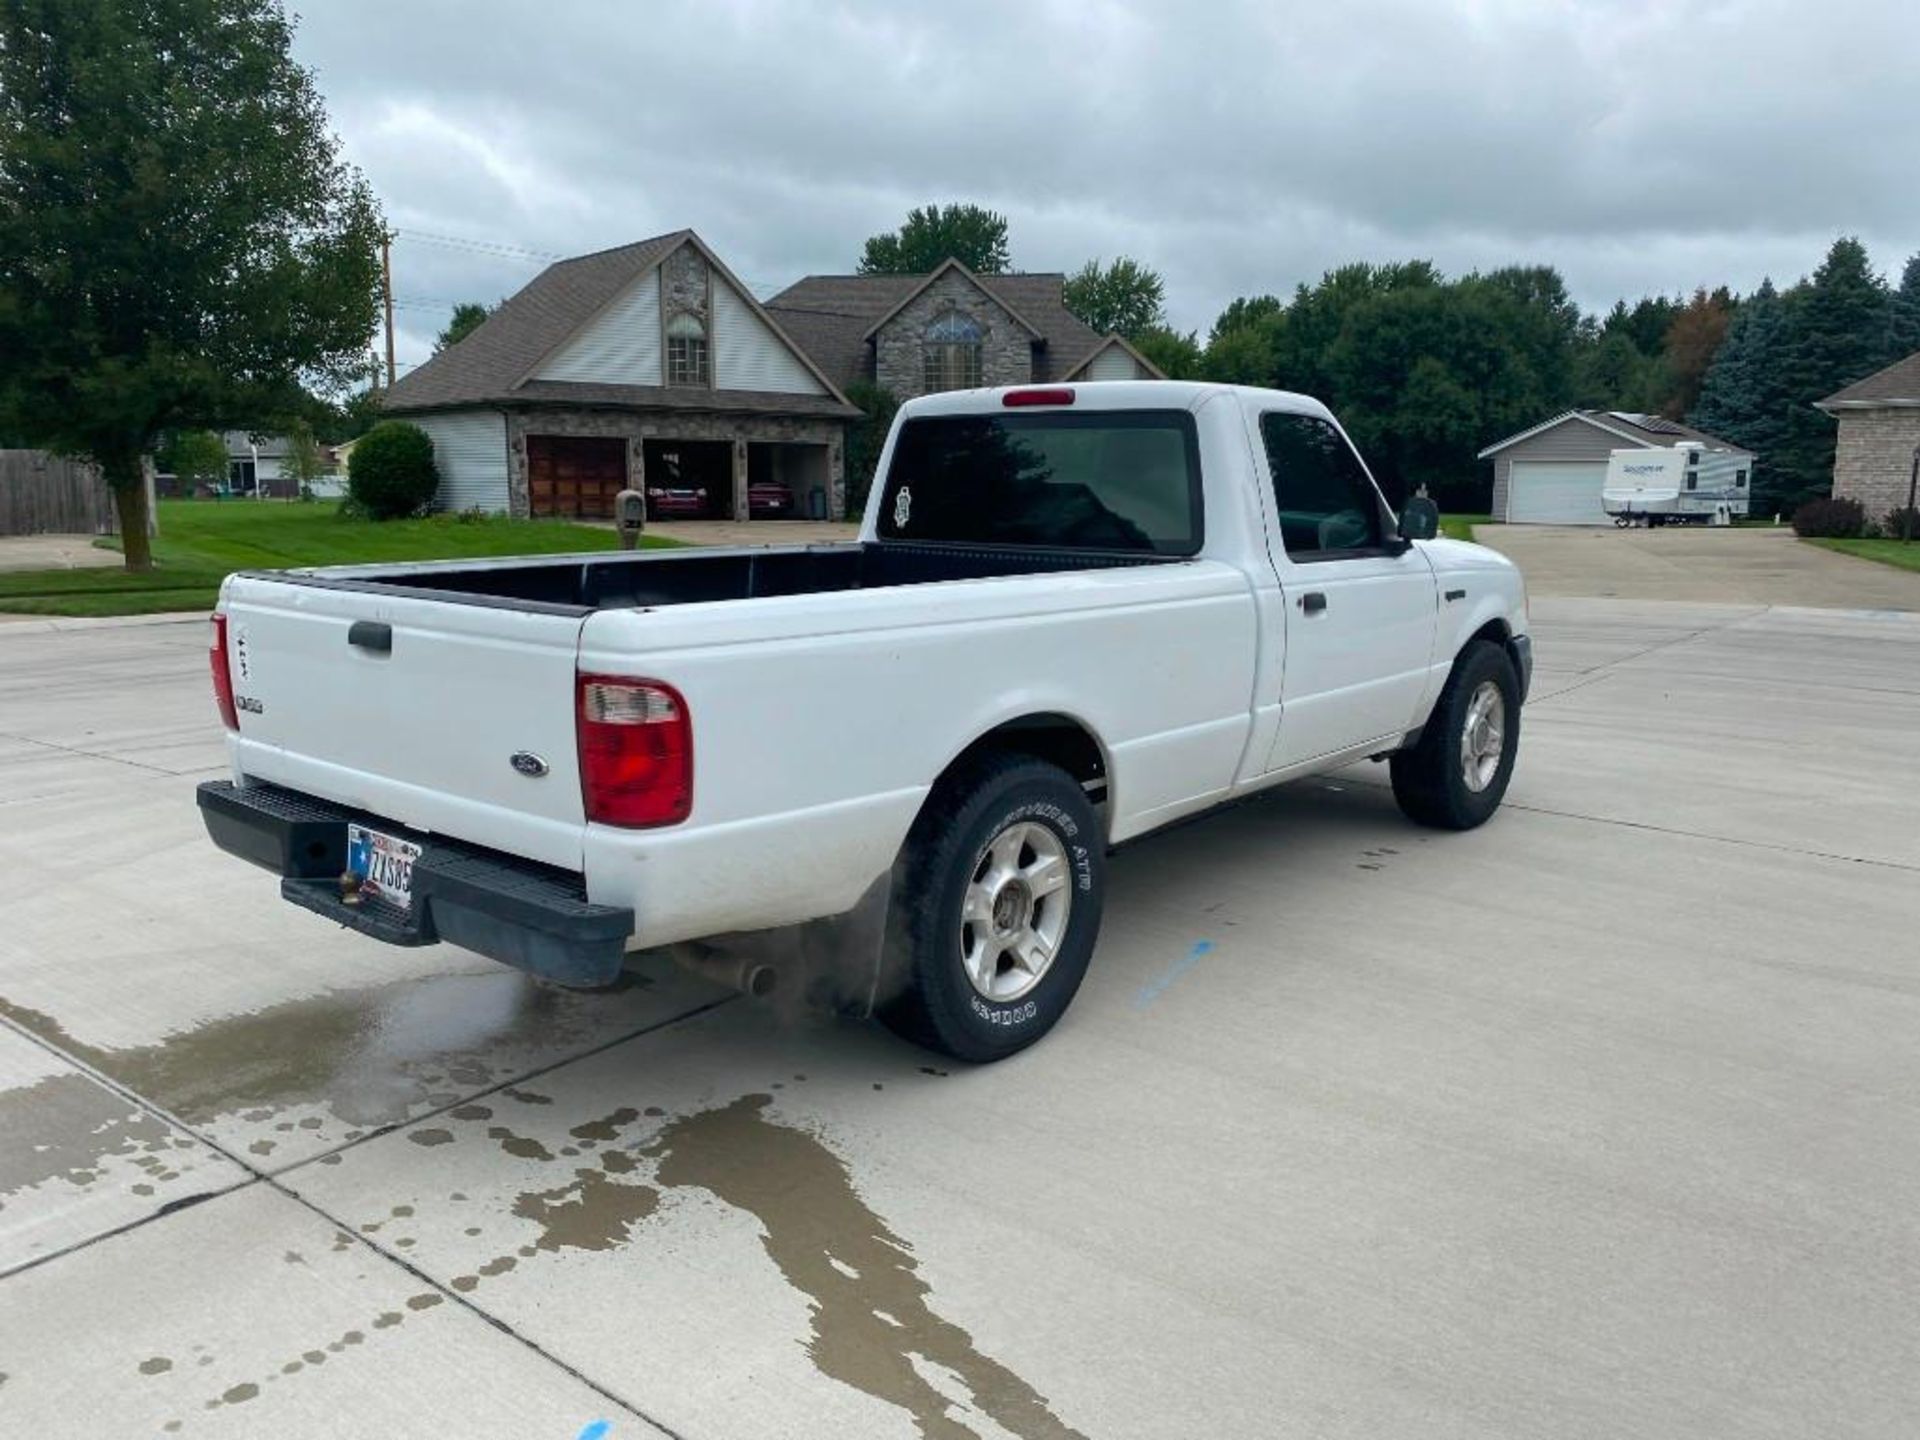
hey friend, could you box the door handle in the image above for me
[1299,592,1327,615]
[347,620,392,653]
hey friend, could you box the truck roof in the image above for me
[896,380,1336,422]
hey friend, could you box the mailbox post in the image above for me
[614,488,646,551]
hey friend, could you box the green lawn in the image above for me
[0,499,676,616]
[1440,513,1490,542]
[1807,537,1920,574]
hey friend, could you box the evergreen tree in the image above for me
[1889,254,1920,359]
[1772,238,1894,507]
[1691,280,1799,511]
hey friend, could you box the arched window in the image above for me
[666,311,709,387]
[923,309,983,392]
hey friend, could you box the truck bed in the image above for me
[276,540,1179,614]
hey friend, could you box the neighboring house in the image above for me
[381,230,860,521]
[763,258,1165,400]
[1476,410,1753,525]
[1816,350,1920,521]
[382,234,1166,523]
[200,433,343,500]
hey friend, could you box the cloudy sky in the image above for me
[290,0,1920,375]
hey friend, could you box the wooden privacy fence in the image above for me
[0,450,118,536]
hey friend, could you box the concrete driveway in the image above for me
[3,601,1918,1438]
[1474,522,1920,608]
[0,532,121,573]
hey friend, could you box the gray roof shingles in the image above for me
[1820,350,1920,407]
[387,235,1109,417]
[764,271,1109,388]
[384,230,853,420]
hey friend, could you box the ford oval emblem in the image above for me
[509,751,550,778]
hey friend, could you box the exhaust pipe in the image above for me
[672,942,777,1000]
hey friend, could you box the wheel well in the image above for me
[1467,618,1512,651]
[943,714,1108,800]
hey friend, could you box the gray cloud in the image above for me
[290,0,1919,371]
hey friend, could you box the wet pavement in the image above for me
[3,603,1919,1438]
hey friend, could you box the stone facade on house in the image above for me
[503,406,845,521]
[660,245,710,327]
[1830,408,1920,523]
[873,270,1034,398]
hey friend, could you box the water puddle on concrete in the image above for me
[647,1094,1089,1440]
[161,1088,1084,1437]
[0,968,660,1142]
[0,1072,195,1199]
[391,1091,1085,1440]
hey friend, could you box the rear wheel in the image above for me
[1389,640,1520,830]
[878,755,1104,1063]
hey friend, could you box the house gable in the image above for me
[1062,335,1167,382]
[871,266,1038,397]
[530,235,833,399]
[533,269,663,385]
[712,277,826,395]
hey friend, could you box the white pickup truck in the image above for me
[199,382,1530,1061]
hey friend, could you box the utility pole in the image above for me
[381,231,397,389]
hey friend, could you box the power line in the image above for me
[396,229,564,264]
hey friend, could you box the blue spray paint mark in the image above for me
[1134,941,1214,1009]
[577,1422,611,1440]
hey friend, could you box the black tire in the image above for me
[877,754,1105,1063]
[1389,640,1520,831]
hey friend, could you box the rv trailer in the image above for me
[1603,444,1752,526]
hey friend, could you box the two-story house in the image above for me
[381,231,1161,522]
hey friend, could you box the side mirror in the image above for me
[1398,497,1440,542]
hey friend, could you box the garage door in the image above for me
[527,435,626,519]
[1507,462,1610,525]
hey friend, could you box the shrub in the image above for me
[1790,497,1865,538]
[347,421,438,519]
[1885,507,1920,541]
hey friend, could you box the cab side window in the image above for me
[1260,412,1385,558]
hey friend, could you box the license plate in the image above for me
[346,824,421,909]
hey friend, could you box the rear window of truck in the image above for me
[876,410,1202,554]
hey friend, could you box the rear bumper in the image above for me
[1511,633,1533,703]
[196,780,635,987]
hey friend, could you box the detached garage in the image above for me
[1479,411,1750,525]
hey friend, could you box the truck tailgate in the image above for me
[221,575,588,870]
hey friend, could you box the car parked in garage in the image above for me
[645,485,710,519]
[747,479,793,518]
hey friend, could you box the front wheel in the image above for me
[878,755,1105,1063]
[1389,640,1521,830]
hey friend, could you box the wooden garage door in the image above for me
[1508,461,1610,525]
[526,436,626,519]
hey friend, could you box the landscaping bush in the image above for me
[347,422,439,519]
[1884,507,1920,541]
[1790,497,1865,538]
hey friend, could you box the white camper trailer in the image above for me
[1603,443,1752,526]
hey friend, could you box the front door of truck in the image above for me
[1252,410,1437,772]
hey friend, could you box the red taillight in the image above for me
[209,613,239,731]
[1002,387,1076,407]
[576,674,692,827]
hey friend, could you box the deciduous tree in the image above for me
[435,302,494,353]
[0,0,383,570]
[1062,257,1166,340]
[858,205,1011,276]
